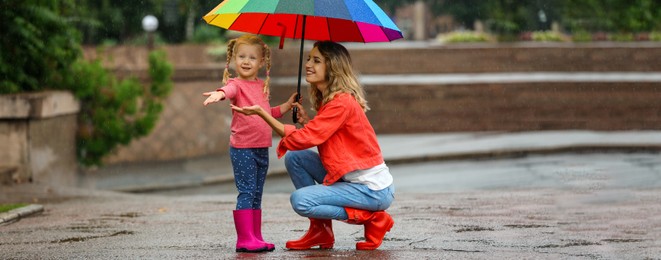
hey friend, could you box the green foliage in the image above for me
[531,31,566,42]
[561,0,661,33]
[571,30,593,42]
[69,0,223,45]
[0,0,81,94]
[438,31,493,43]
[610,33,634,42]
[68,50,173,166]
[1,1,174,166]
[651,32,661,41]
[192,24,226,44]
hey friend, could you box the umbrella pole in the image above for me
[293,15,307,124]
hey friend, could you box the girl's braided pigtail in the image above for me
[263,44,272,99]
[223,39,237,85]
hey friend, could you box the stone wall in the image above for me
[85,43,661,165]
[0,91,80,186]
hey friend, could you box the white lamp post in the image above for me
[142,15,159,50]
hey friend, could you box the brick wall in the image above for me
[270,43,661,75]
[88,43,661,164]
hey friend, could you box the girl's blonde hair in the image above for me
[308,41,369,112]
[223,34,272,98]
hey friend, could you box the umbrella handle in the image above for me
[292,94,300,123]
[292,15,307,125]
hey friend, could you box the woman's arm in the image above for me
[231,104,286,137]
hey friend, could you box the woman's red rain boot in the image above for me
[285,218,334,250]
[252,209,275,251]
[233,209,268,253]
[344,207,394,250]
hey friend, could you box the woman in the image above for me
[231,41,395,251]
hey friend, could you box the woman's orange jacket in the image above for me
[277,93,384,185]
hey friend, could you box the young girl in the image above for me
[231,41,395,251]
[202,34,295,253]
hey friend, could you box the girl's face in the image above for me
[305,47,328,92]
[234,43,264,80]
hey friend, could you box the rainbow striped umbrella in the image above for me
[203,0,403,43]
[203,0,403,123]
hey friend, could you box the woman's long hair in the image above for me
[308,41,369,112]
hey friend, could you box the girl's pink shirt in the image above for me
[218,78,282,148]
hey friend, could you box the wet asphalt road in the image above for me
[2,152,660,259]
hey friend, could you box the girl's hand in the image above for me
[203,91,225,106]
[231,104,263,115]
[286,92,299,111]
[293,102,310,125]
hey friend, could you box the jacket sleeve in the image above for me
[276,99,349,158]
[270,106,283,119]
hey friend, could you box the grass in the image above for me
[0,203,28,213]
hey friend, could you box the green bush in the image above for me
[531,31,566,42]
[438,31,494,43]
[571,30,593,42]
[610,33,634,42]
[651,32,661,41]
[67,50,173,166]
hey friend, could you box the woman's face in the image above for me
[305,47,328,91]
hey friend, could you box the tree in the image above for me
[561,0,661,33]
[0,0,81,94]
[1,0,174,166]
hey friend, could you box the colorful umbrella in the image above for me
[203,0,403,122]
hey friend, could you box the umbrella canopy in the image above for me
[203,0,403,43]
[203,0,402,123]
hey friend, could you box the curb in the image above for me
[0,204,44,225]
[383,145,661,165]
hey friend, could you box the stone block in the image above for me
[0,91,80,186]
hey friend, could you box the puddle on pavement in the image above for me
[601,238,645,243]
[51,230,135,244]
[454,226,495,232]
[504,224,550,228]
[101,212,143,218]
[537,239,601,248]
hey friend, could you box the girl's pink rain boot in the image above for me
[233,209,268,253]
[252,209,275,251]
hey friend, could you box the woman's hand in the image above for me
[232,104,286,137]
[202,91,225,106]
[230,104,264,116]
[293,102,310,126]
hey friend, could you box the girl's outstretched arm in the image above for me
[202,91,226,106]
[231,104,286,137]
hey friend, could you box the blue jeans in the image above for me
[285,150,395,220]
[230,147,269,210]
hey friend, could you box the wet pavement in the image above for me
[1,131,661,259]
